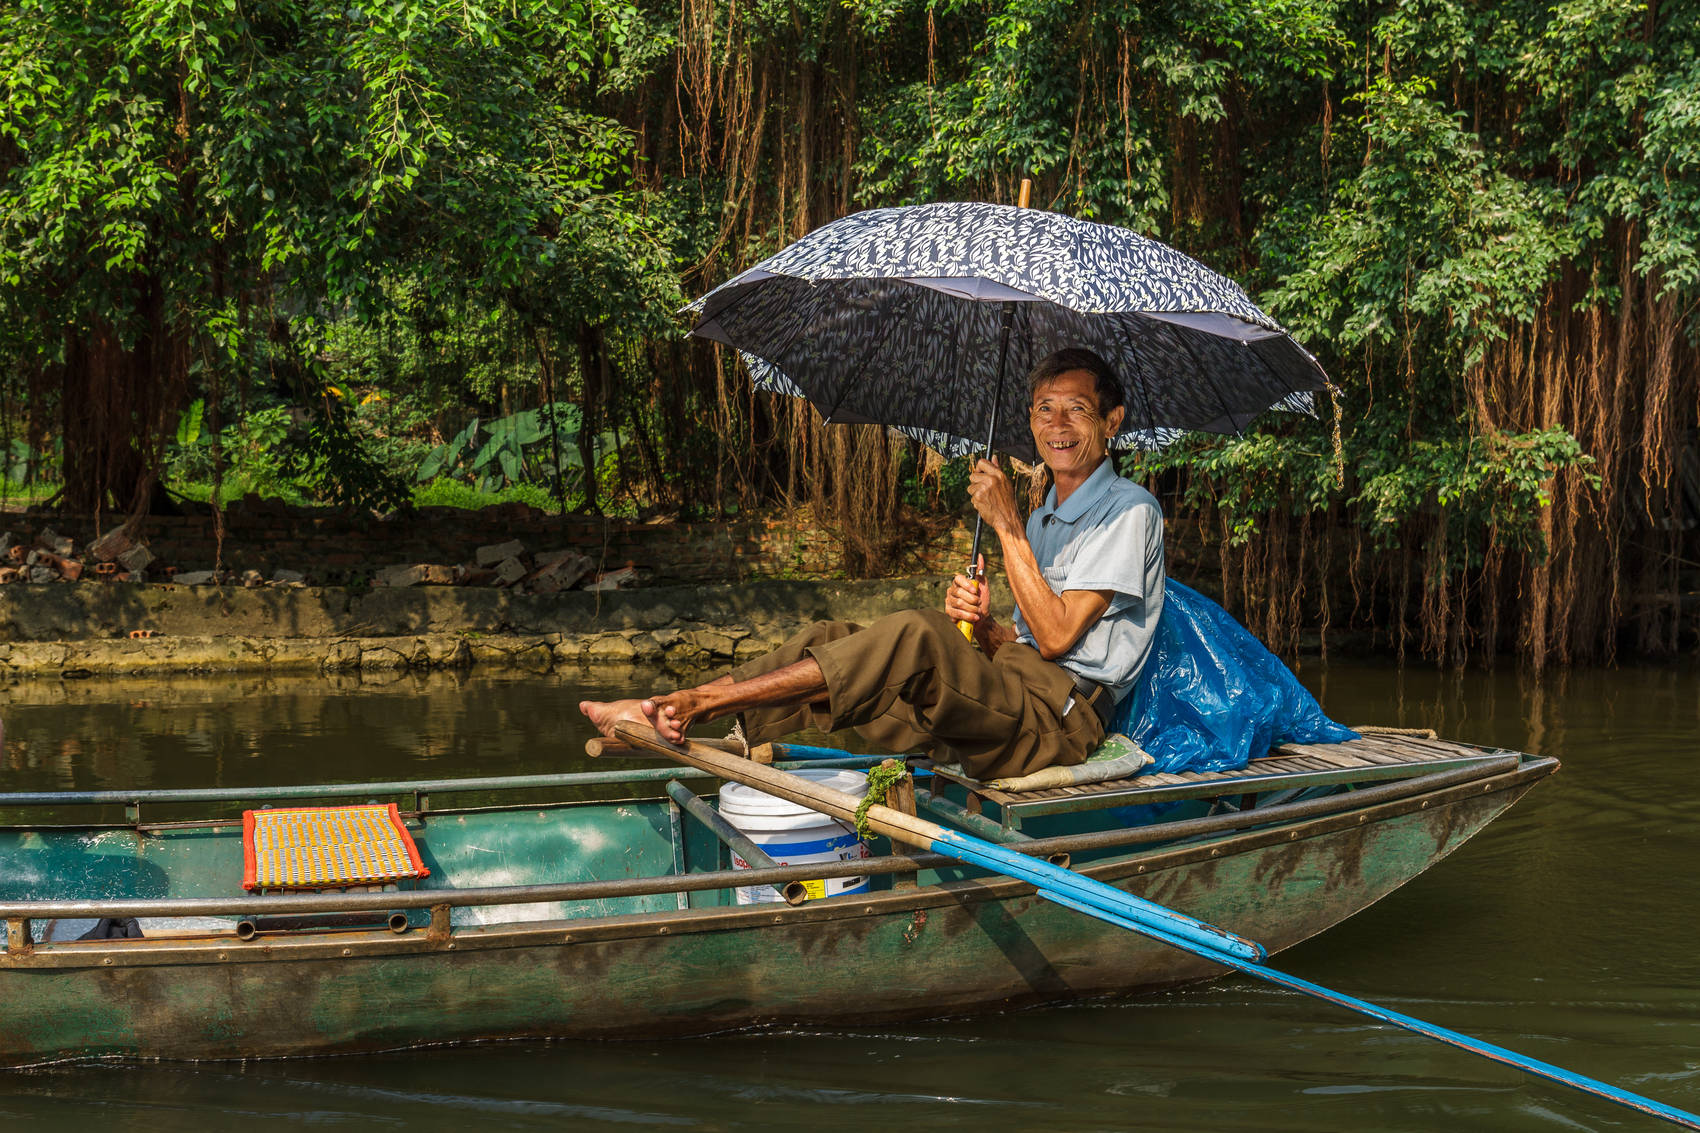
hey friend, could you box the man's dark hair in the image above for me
[1026,348,1123,416]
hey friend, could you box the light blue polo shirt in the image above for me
[1011,458,1165,703]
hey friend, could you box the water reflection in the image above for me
[0,671,613,794]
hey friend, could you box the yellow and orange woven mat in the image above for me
[242,803,429,891]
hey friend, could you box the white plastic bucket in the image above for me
[718,769,873,905]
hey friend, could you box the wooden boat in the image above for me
[0,732,1556,1066]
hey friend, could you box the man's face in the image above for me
[1028,369,1124,479]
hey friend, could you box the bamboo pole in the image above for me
[613,722,1264,962]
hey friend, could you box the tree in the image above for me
[0,0,668,512]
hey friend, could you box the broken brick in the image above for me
[377,563,455,588]
[32,550,81,580]
[475,539,526,567]
[582,566,638,591]
[527,552,592,594]
[87,529,135,562]
[36,528,74,557]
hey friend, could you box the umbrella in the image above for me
[685,201,1332,464]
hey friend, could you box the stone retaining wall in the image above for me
[0,577,990,680]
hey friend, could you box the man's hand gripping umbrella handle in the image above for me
[955,565,980,641]
[953,546,989,642]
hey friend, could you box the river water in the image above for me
[0,660,1695,1131]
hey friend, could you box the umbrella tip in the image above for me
[1017,179,1032,209]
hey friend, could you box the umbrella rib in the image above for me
[1169,321,1250,436]
[689,272,781,337]
[1246,336,1328,417]
[943,291,967,452]
[704,276,830,383]
[1122,316,1162,448]
[816,283,924,426]
[756,282,842,383]
[1011,301,1039,462]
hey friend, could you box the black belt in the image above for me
[1067,670,1116,730]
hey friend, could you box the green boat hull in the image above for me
[0,756,1551,1064]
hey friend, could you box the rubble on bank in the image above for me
[0,527,635,596]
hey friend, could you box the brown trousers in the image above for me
[730,608,1105,781]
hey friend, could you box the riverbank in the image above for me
[0,577,972,679]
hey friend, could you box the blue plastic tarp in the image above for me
[1109,579,1358,774]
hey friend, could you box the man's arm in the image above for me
[962,459,1117,660]
[1002,542,1114,659]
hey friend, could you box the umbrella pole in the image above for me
[956,300,1015,641]
[956,178,1032,644]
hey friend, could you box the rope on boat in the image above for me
[1351,724,1440,738]
[856,760,909,840]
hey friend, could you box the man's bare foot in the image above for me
[579,698,653,742]
[641,688,714,745]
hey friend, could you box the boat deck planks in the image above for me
[924,732,1510,826]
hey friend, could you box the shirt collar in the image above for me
[1040,458,1118,525]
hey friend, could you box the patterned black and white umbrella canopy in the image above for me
[687,202,1330,463]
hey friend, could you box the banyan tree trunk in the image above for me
[57,280,187,515]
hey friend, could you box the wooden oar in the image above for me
[614,723,1700,1130]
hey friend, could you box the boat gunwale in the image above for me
[0,756,892,810]
[0,752,1556,969]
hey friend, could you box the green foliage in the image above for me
[0,0,673,502]
[854,760,909,840]
[285,391,414,513]
[898,448,971,513]
[1136,433,1339,545]
[413,478,562,512]
[417,405,585,493]
[1267,77,1578,366]
[175,401,205,448]
[222,405,294,499]
[853,0,1345,231]
[1142,420,1600,571]
[1354,427,1600,562]
[0,440,39,486]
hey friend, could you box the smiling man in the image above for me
[580,347,1165,780]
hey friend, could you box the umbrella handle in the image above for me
[955,577,978,641]
[955,537,985,642]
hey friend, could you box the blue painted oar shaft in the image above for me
[930,828,1266,963]
[615,724,1262,960]
[770,743,921,763]
[1042,890,1700,1130]
[621,728,1700,1128]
